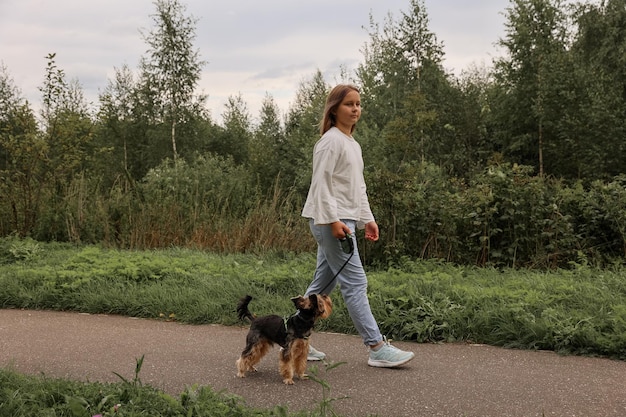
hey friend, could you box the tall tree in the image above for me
[0,64,41,235]
[356,0,467,175]
[38,53,94,184]
[215,93,251,165]
[36,54,95,240]
[568,0,626,179]
[250,93,285,193]
[97,65,137,180]
[0,64,32,170]
[284,70,328,195]
[357,0,444,132]
[0,55,94,239]
[492,0,569,177]
[139,0,206,162]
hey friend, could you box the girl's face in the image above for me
[334,90,361,134]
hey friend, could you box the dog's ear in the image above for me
[291,295,304,308]
[308,293,319,308]
[315,294,332,319]
[311,294,322,315]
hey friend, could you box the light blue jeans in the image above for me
[305,219,383,346]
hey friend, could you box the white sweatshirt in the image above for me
[302,127,375,228]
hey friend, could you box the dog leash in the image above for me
[317,233,355,295]
[290,235,354,321]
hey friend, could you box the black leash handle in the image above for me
[318,233,355,295]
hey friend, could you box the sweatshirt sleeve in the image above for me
[357,178,375,229]
[302,140,340,225]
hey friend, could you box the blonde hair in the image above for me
[320,84,360,136]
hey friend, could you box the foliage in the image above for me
[1,241,626,359]
[0,235,42,264]
[366,161,626,269]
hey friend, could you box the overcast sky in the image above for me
[0,0,507,123]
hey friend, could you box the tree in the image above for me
[567,0,626,179]
[36,54,95,240]
[139,0,206,161]
[444,65,495,177]
[0,64,41,235]
[283,70,328,195]
[250,93,285,193]
[356,0,478,177]
[492,0,570,177]
[0,64,31,164]
[357,0,444,132]
[97,64,138,180]
[38,53,94,183]
[215,93,252,165]
[0,55,94,239]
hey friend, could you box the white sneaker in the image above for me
[368,337,414,368]
[307,345,326,361]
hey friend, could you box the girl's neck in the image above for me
[334,124,353,137]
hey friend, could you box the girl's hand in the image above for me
[364,221,379,241]
[331,221,351,239]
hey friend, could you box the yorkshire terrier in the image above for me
[235,294,332,385]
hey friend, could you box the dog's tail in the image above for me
[236,295,255,322]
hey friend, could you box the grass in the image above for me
[1,237,626,415]
[0,357,314,417]
[0,348,351,417]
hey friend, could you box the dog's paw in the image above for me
[236,371,246,378]
[299,373,309,380]
[283,378,295,385]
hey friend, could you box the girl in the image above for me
[302,84,414,368]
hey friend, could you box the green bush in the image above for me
[368,161,626,269]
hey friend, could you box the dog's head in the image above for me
[291,294,332,320]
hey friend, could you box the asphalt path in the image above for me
[1,309,625,417]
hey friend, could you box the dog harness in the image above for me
[283,315,310,340]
